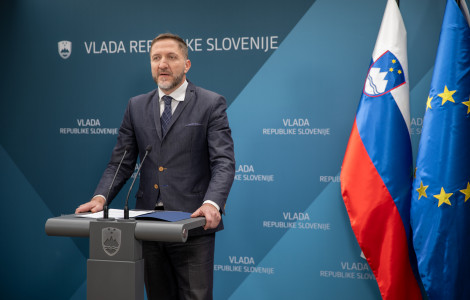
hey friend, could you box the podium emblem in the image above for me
[102,227,121,256]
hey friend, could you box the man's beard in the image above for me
[155,71,184,92]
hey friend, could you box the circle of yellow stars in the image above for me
[426,84,470,113]
[416,83,470,207]
[416,181,470,207]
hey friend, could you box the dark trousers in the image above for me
[143,233,215,300]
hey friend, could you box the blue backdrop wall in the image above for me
[0,0,455,299]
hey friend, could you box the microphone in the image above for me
[103,145,130,219]
[124,145,152,219]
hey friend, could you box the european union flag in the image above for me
[411,0,470,299]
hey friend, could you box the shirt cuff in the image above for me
[94,195,106,202]
[203,200,220,211]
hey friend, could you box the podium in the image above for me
[45,213,205,300]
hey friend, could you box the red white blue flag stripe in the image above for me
[340,0,422,298]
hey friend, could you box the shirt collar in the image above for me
[158,80,188,102]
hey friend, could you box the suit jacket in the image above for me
[94,81,235,234]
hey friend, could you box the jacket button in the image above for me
[159,166,165,172]
[154,184,159,189]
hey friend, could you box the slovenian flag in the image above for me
[411,0,470,299]
[340,0,422,299]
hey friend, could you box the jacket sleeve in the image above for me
[203,95,236,214]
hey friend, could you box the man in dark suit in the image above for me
[75,33,235,300]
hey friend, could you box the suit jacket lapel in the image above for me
[163,83,195,137]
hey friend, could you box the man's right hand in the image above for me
[75,196,106,214]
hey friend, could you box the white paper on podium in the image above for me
[75,209,154,219]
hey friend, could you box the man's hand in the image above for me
[191,203,221,230]
[75,196,106,214]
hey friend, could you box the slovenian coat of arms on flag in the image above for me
[364,51,405,97]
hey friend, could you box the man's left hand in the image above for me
[191,203,221,230]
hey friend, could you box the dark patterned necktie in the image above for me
[161,95,172,136]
